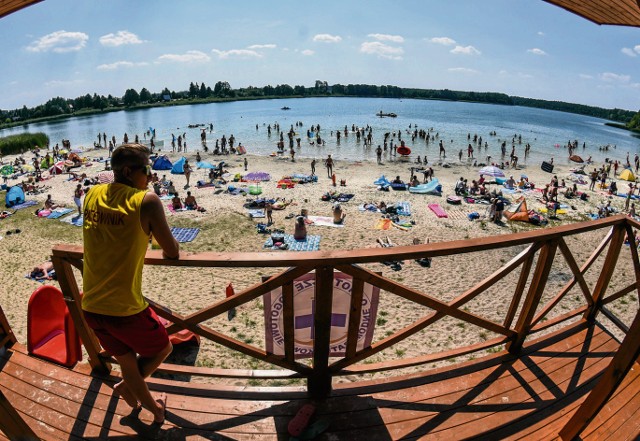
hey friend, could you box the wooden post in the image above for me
[585,225,626,322]
[507,240,558,353]
[0,305,17,349]
[559,306,640,440]
[308,266,334,399]
[51,255,110,373]
[0,390,38,441]
[282,282,295,363]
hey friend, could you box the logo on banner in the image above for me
[263,272,379,359]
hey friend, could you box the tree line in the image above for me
[1,80,638,129]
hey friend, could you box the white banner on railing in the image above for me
[263,272,380,359]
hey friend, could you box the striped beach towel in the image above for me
[170,227,200,243]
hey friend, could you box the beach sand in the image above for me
[1,146,637,383]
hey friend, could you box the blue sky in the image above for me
[1,0,639,111]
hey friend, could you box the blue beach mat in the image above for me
[171,227,200,243]
[47,208,74,219]
[247,209,266,218]
[60,214,83,226]
[264,234,321,251]
[11,200,38,211]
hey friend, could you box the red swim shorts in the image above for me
[83,307,169,357]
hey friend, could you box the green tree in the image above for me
[139,87,152,103]
[123,88,140,107]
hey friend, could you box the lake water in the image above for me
[1,97,638,166]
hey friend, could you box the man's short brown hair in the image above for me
[111,144,150,172]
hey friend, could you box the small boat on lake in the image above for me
[377,111,397,118]
[281,106,291,110]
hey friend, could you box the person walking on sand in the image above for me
[81,143,180,424]
[310,159,316,176]
[325,154,334,178]
[243,157,248,171]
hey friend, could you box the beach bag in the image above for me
[468,212,480,220]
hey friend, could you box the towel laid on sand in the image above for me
[306,215,344,227]
[264,234,321,251]
[170,227,200,243]
[247,209,266,218]
[12,200,38,211]
[47,208,74,219]
[60,214,83,226]
[375,218,392,230]
[395,202,411,216]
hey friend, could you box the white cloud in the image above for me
[99,31,145,47]
[212,48,262,59]
[600,72,631,83]
[448,67,479,74]
[498,70,509,75]
[622,47,638,57]
[518,72,534,79]
[579,73,594,80]
[301,49,314,56]
[450,45,481,55]
[313,34,342,43]
[44,79,84,88]
[429,37,456,46]
[157,50,211,63]
[360,41,403,60]
[368,33,404,43]
[527,48,547,55]
[97,61,149,70]
[537,31,545,36]
[247,44,277,49]
[26,30,88,53]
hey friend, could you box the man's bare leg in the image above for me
[114,342,172,423]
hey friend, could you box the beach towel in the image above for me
[247,209,266,218]
[428,203,448,218]
[306,215,345,227]
[170,227,200,243]
[167,203,187,212]
[60,214,83,226]
[264,234,321,251]
[11,200,38,211]
[375,218,392,230]
[396,202,411,216]
[47,208,74,219]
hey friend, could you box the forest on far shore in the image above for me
[1,80,638,132]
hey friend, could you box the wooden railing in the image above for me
[2,214,638,439]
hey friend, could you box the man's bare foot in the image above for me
[152,393,167,424]
[113,381,140,409]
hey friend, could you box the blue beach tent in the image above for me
[152,155,173,171]
[5,186,25,207]
[171,157,186,174]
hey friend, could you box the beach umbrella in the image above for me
[478,165,505,178]
[569,155,584,163]
[0,164,14,176]
[96,170,114,184]
[244,171,271,181]
[619,169,636,182]
[196,161,215,169]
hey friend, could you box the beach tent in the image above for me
[152,155,173,171]
[0,164,14,176]
[504,198,530,222]
[171,156,186,174]
[196,161,216,169]
[619,169,636,182]
[48,163,63,175]
[5,186,25,207]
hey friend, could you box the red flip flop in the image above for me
[288,403,316,437]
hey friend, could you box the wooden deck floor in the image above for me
[1,319,639,440]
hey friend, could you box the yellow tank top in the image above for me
[81,183,150,316]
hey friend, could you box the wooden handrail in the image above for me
[48,214,640,409]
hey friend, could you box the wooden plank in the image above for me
[529,306,588,334]
[585,224,626,321]
[309,266,334,398]
[623,222,640,307]
[504,250,536,329]
[508,240,559,353]
[282,281,295,364]
[559,303,640,439]
[0,389,38,441]
[51,255,108,373]
[345,275,364,359]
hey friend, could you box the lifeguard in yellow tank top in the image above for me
[81,183,149,316]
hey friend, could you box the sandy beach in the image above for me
[1,144,638,382]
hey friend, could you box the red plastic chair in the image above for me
[27,286,82,368]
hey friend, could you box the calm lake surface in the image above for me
[2,97,638,166]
